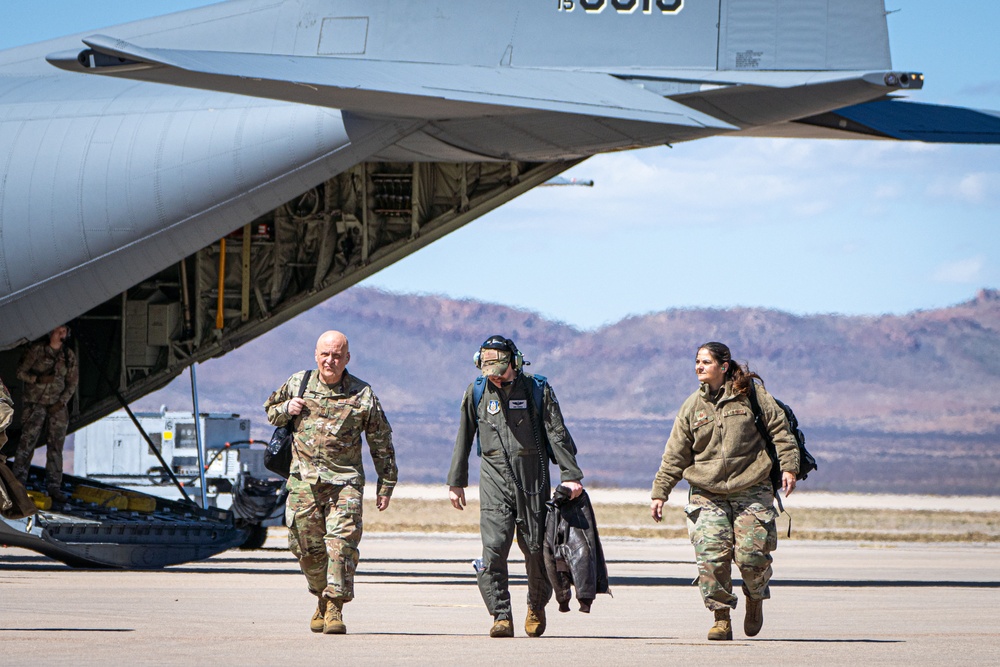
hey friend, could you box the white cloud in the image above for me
[932,256,985,284]
[501,139,868,233]
[491,137,1000,247]
[957,173,1000,202]
[927,171,1000,204]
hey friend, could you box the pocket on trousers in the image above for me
[683,503,702,538]
[748,503,778,551]
[344,496,362,517]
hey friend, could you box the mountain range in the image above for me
[135,287,1000,496]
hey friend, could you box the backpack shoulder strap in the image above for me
[746,381,769,443]
[472,376,488,457]
[747,381,785,510]
[526,373,567,460]
[284,371,313,436]
[297,370,312,398]
[528,374,546,414]
[472,375,488,410]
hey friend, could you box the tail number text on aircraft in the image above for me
[557,0,684,14]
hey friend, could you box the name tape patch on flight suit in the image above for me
[487,399,501,415]
[509,399,528,409]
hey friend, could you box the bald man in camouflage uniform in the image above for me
[264,330,397,635]
[12,325,78,501]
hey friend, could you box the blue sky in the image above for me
[3,1,998,329]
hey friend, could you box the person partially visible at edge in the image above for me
[263,330,397,636]
[448,335,584,639]
[650,342,799,641]
[0,376,13,453]
[2,375,36,520]
[11,325,78,501]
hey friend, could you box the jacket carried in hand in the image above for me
[543,485,611,613]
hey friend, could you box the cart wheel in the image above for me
[239,524,268,550]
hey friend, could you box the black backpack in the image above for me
[746,382,817,496]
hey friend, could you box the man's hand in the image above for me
[561,480,584,500]
[37,373,56,384]
[781,471,797,497]
[376,495,391,511]
[286,397,306,416]
[650,499,665,523]
[449,486,466,510]
[47,403,64,416]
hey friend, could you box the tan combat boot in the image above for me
[744,597,763,637]
[323,598,347,635]
[707,608,733,641]
[525,607,546,637]
[489,618,514,638]
[310,598,327,633]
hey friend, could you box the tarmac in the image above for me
[1,531,998,666]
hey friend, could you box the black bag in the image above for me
[264,370,311,479]
[747,381,817,492]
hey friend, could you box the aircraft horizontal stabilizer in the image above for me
[826,100,1000,144]
[47,36,735,131]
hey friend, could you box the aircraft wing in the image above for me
[47,36,736,131]
[51,36,1000,147]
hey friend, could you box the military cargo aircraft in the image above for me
[1,0,998,441]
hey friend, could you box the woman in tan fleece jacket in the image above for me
[650,342,799,641]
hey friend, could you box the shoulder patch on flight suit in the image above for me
[486,399,501,415]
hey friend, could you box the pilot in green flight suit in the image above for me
[448,336,584,638]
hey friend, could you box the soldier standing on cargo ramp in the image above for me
[264,330,397,635]
[11,325,78,501]
[448,335,584,638]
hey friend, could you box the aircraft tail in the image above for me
[22,1,893,76]
[717,0,891,72]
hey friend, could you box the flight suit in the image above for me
[448,372,583,621]
[264,369,397,603]
[12,342,78,490]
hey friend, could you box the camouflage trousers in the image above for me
[285,475,363,602]
[11,402,68,490]
[685,481,778,611]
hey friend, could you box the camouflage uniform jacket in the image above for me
[651,381,798,501]
[16,342,78,406]
[0,378,13,448]
[264,370,397,497]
